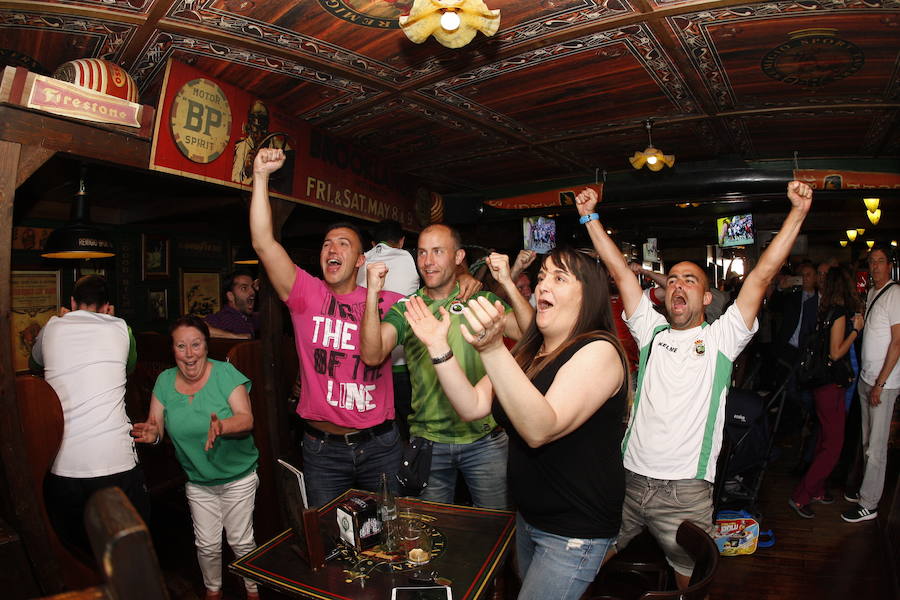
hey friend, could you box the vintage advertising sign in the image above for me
[26,74,141,127]
[793,170,900,190]
[150,59,416,227]
[10,271,60,373]
[485,184,603,210]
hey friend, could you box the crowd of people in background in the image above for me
[28,149,899,600]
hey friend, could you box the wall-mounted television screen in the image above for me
[716,214,755,247]
[523,216,556,254]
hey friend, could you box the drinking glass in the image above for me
[401,518,432,566]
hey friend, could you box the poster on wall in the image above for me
[181,270,221,317]
[10,270,60,373]
[149,59,417,228]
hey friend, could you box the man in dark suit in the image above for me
[771,262,820,468]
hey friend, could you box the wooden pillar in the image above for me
[258,196,295,519]
[0,140,65,593]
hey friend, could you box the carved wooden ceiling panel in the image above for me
[2,0,898,201]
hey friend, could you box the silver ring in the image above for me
[477,330,487,340]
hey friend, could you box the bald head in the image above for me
[420,224,462,251]
[669,261,709,291]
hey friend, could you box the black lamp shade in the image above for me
[233,245,259,265]
[41,224,115,259]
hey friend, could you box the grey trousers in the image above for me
[857,380,899,511]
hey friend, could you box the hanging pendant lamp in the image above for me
[41,165,115,259]
[629,119,675,171]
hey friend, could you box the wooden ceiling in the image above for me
[3,0,900,247]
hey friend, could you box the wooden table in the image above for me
[230,489,516,600]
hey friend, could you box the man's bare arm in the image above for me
[250,149,296,301]
[735,181,812,329]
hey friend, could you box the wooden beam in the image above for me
[259,196,295,527]
[15,145,54,189]
[0,106,150,170]
[0,140,65,594]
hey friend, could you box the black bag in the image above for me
[797,310,854,389]
[396,437,433,496]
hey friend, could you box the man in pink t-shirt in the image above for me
[250,148,402,506]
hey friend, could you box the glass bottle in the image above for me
[379,472,399,553]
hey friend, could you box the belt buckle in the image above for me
[343,431,359,445]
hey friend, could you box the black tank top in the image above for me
[493,335,626,538]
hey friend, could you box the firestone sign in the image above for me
[26,75,140,127]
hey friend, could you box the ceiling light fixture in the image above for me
[839,240,848,247]
[41,165,115,259]
[233,245,259,265]
[846,229,858,242]
[629,119,674,171]
[857,228,865,235]
[867,209,881,225]
[863,198,880,212]
[399,0,501,49]
[866,240,875,249]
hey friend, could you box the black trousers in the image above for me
[44,465,151,557]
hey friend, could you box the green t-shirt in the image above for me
[385,284,509,444]
[153,359,258,486]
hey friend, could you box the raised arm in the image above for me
[735,181,812,329]
[829,313,863,361]
[359,261,399,366]
[486,252,533,339]
[404,296,494,421]
[460,297,624,447]
[575,188,642,317]
[250,148,296,301]
[631,262,666,302]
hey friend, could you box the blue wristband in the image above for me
[579,213,599,225]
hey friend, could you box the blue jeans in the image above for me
[419,429,508,509]
[516,513,614,600]
[302,423,402,507]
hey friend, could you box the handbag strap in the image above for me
[865,281,896,320]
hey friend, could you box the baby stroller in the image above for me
[714,378,791,513]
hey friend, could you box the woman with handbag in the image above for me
[789,267,864,518]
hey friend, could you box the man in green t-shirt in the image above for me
[361,224,533,508]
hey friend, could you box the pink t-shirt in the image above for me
[286,266,402,429]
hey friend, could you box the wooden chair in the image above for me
[639,521,719,599]
[38,487,169,600]
[15,375,100,590]
[592,529,671,598]
[592,521,719,600]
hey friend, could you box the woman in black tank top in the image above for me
[403,246,629,600]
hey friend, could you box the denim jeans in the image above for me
[419,429,508,509]
[516,513,614,600]
[302,423,402,507]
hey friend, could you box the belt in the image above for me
[305,420,394,445]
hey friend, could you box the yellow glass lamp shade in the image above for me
[839,240,848,247]
[629,147,675,171]
[863,198,880,212]
[857,228,865,235]
[399,0,501,49]
[846,229,858,242]
[867,209,881,225]
[866,240,875,249]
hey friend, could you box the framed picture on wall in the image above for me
[10,270,61,373]
[181,270,221,317]
[148,289,168,321]
[142,234,170,280]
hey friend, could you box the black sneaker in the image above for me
[843,491,859,502]
[811,493,835,504]
[841,505,877,523]
[788,498,815,519]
